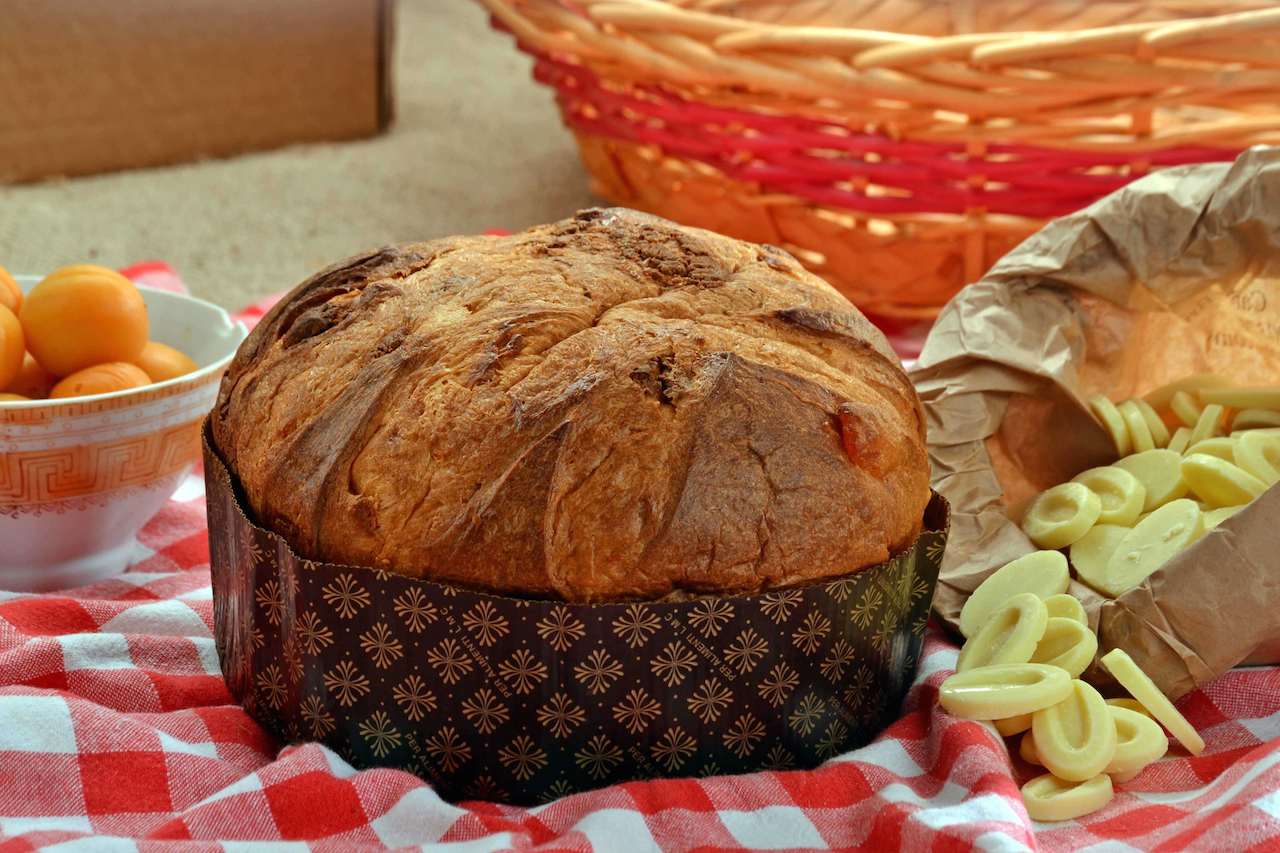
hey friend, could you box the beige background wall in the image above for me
[0,1,597,310]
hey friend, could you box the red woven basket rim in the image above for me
[527,50,1243,220]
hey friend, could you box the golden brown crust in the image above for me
[213,209,929,602]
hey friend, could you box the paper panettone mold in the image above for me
[204,423,949,803]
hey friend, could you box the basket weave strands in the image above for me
[481,0,1280,316]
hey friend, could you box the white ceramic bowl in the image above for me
[0,276,247,591]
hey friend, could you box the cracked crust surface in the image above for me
[212,209,930,602]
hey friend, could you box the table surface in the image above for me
[0,285,1278,850]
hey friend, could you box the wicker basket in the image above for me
[480,0,1280,317]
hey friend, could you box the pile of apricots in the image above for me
[0,264,198,403]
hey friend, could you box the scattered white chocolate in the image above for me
[1021,773,1114,822]
[1029,617,1098,679]
[1181,454,1267,507]
[957,593,1049,672]
[1043,594,1087,626]
[1022,483,1102,550]
[1118,400,1157,453]
[1031,679,1117,782]
[1090,395,1132,456]
[995,712,1035,737]
[1101,649,1204,756]
[1070,525,1131,595]
[939,664,1073,721]
[1114,450,1189,512]
[1071,466,1145,526]
[1170,391,1203,428]
[1199,386,1280,411]
[1183,437,1236,463]
[1132,398,1171,448]
[959,551,1070,639]
[1235,432,1280,487]
[1096,500,1202,597]
[1188,404,1226,447]
[1105,705,1168,777]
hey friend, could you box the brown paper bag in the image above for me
[911,146,1280,700]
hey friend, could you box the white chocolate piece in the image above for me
[1203,505,1246,531]
[957,593,1049,672]
[1043,594,1087,626]
[1105,705,1169,776]
[1114,450,1189,512]
[1235,432,1280,487]
[1188,404,1226,447]
[1101,648,1204,755]
[959,551,1070,639]
[995,712,1034,736]
[1022,773,1114,822]
[1020,730,1041,765]
[1170,391,1203,428]
[1132,398,1171,448]
[1181,454,1267,507]
[1167,427,1192,455]
[1200,386,1280,411]
[1089,395,1131,457]
[1233,427,1280,438]
[1072,466,1145,526]
[1099,500,1203,597]
[1030,617,1098,679]
[939,663,1073,721]
[1032,679,1117,781]
[1118,400,1156,453]
[1071,525,1132,594]
[1106,698,1154,720]
[1023,483,1103,550]
[1233,409,1280,431]
[1184,437,1236,462]
[1143,374,1232,409]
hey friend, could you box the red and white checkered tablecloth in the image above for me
[2,268,1279,852]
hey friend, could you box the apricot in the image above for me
[0,306,24,390]
[20,265,148,376]
[50,362,151,399]
[0,266,20,314]
[132,341,198,382]
[5,353,56,399]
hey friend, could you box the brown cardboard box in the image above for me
[0,0,392,182]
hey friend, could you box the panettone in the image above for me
[212,209,929,602]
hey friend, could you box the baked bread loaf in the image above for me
[212,209,930,602]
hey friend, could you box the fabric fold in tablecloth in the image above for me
[0,273,1278,851]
